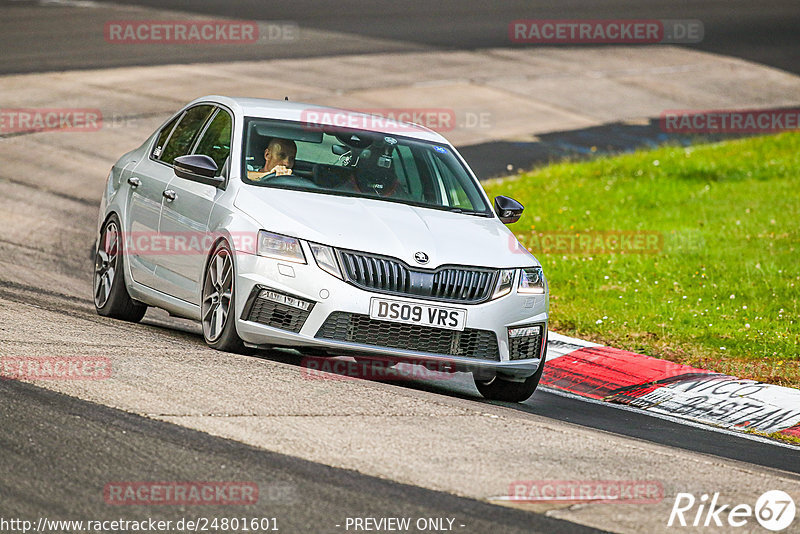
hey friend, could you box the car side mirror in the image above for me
[174,155,224,187]
[494,196,524,224]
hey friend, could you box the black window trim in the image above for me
[240,116,494,217]
[149,103,216,168]
[190,108,220,156]
[190,108,225,177]
[189,106,235,185]
[201,104,235,187]
[148,102,236,188]
[151,111,184,162]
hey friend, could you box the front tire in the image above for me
[94,214,147,322]
[473,355,546,403]
[201,241,250,353]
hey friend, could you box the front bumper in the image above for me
[232,250,548,380]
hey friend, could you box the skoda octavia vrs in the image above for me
[93,96,549,402]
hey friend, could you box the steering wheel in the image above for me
[258,171,318,188]
[257,170,290,181]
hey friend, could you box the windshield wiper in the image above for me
[448,208,491,217]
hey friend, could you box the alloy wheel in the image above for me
[94,221,119,308]
[202,247,234,342]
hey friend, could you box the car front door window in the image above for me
[192,109,233,174]
[159,105,215,165]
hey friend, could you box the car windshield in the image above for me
[242,118,491,215]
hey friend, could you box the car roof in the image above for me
[188,95,451,144]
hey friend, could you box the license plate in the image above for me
[369,298,467,331]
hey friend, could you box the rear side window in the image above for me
[159,105,215,165]
[193,110,233,175]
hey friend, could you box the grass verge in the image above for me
[483,133,799,388]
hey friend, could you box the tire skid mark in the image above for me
[0,285,204,347]
[0,278,89,304]
[0,172,98,207]
[0,286,95,320]
[0,235,51,254]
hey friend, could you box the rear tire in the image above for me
[94,214,147,322]
[474,353,546,403]
[201,241,251,354]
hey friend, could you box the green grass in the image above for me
[747,428,800,446]
[483,133,800,388]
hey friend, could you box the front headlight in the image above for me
[491,269,515,299]
[257,230,306,264]
[518,266,545,294]
[310,243,343,279]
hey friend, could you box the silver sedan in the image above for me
[94,96,549,402]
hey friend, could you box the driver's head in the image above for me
[263,138,297,171]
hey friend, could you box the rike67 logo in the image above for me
[668,490,796,531]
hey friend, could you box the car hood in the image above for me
[234,187,539,269]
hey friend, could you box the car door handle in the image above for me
[162,189,177,201]
[127,176,141,188]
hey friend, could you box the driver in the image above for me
[247,138,297,181]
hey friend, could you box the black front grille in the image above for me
[245,292,313,333]
[316,312,500,360]
[508,325,545,360]
[431,268,496,301]
[338,250,497,304]
[339,251,412,293]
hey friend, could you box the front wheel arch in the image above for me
[473,351,547,403]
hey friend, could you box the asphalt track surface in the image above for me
[154,345,800,474]
[0,379,603,534]
[413,377,800,474]
[0,0,798,75]
[1,2,800,532]
[114,0,800,74]
[1,0,797,177]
